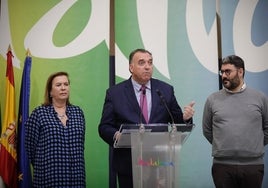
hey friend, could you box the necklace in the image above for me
[58,114,66,119]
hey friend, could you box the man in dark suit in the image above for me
[98,48,195,188]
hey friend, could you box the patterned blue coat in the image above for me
[25,105,86,187]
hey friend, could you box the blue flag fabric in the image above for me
[17,55,32,188]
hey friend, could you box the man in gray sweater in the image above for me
[202,55,268,188]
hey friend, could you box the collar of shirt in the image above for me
[224,82,247,93]
[131,78,151,92]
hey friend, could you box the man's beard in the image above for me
[222,74,241,91]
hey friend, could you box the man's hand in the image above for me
[113,131,121,141]
[183,101,195,121]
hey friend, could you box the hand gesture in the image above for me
[183,101,195,121]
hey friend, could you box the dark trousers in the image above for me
[212,163,264,188]
[117,173,133,188]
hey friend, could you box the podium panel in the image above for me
[114,124,194,188]
[131,132,181,188]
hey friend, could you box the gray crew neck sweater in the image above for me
[203,87,268,165]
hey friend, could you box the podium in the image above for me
[114,123,195,188]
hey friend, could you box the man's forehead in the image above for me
[221,64,235,69]
[135,53,152,60]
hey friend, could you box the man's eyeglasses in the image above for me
[219,69,237,76]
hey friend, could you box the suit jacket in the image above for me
[98,77,185,176]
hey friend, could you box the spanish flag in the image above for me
[0,48,18,188]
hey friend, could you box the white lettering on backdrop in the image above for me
[0,0,267,74]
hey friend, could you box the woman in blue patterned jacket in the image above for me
[25,71,86,187]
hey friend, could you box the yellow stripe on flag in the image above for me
[0,49,18,188]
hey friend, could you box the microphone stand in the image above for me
[156,89,177,133]
[156,89,178,187]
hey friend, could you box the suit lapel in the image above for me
[123,78,162,123]
[124,78,141,114]
[149,79,160,122]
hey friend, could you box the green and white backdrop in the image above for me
[0,0,267,187]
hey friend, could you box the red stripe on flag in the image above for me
[0,49,18,188]
[6,51,15,86]
[0,147,18,188]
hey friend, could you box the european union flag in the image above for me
[17,54,32,188]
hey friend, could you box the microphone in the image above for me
[156,89,175,125]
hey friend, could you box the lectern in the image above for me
[114,123,194,188]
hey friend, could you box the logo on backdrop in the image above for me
[0,0,267,74]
